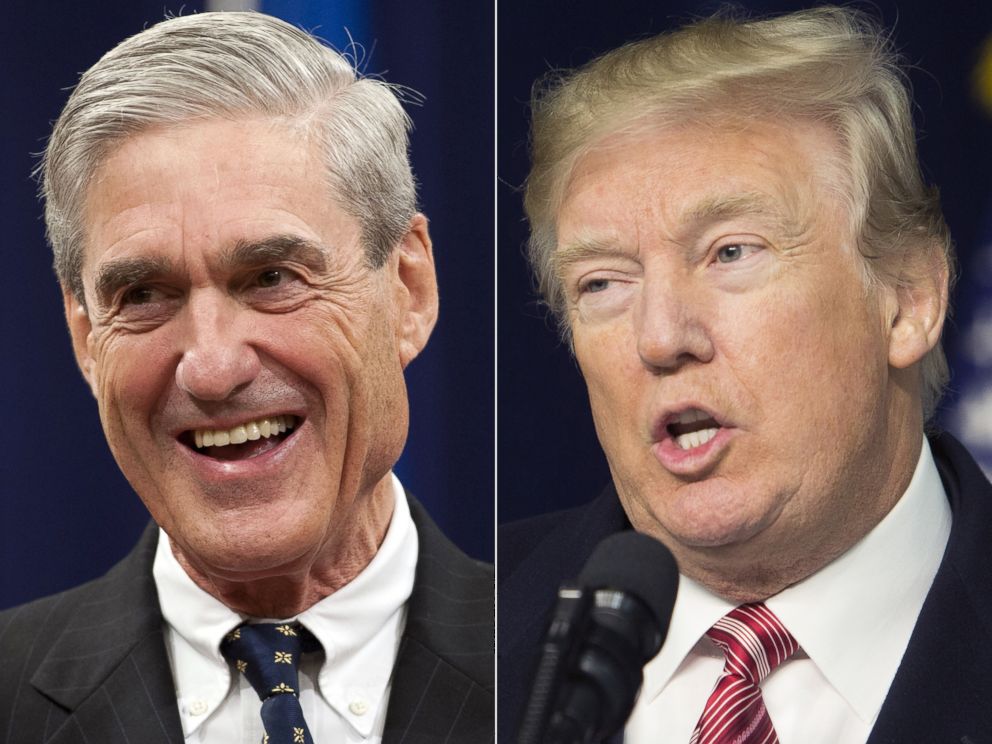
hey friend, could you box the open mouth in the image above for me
[180,414,299,461]
[665,408,721,450]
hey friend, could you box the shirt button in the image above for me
[349,699,369,716]
[188,699,209,716]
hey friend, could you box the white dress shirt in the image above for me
[626,439,952,744]
[152,473,418,743]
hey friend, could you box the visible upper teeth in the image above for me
[193,415,296,449]
[674,408,710,424]
[675,427,719,450]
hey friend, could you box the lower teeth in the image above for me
[675,427,719,450]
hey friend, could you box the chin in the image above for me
[672,520,768,549]
[636,497,776,552]
[175,516,320,575]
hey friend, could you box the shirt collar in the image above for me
[152,514,241,733]
[642,438,952,723]
[153,472,418,737]
[300,473,418,735]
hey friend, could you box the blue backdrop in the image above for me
[0,0,493,609]
[497,0,992,523]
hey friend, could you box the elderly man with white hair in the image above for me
[0,12,492,744]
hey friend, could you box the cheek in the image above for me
[287,298,404,422]
[732,279,888,437]
[91,331,177,429]
[574,326,644,439]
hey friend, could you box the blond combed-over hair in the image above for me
[524,6,953,419]
[41,11,417,304]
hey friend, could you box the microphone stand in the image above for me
[516,587,591,744]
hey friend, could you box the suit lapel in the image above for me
[383,497,494,744]
[867,433,992,743]
[31,524,184,743]
[867,565,992,744]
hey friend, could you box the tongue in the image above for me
[207,435,284,461]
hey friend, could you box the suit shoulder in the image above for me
[499,510,567,581]
[0,574,121,733]
[0,585,75,664]
[406,497,493,692]
[0,575,105,663]
[0,524,158,678]
[499,488,628,582]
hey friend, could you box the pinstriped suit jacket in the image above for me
[0,497,493,743]
[498,432,992,744]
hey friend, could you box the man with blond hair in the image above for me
[500,7,992,743]
[0,12,492,743]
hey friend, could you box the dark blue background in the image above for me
[498,0,992,522]
[0,0,493,609]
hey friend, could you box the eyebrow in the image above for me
[94,256,174,308]
[553,237,634,277]
[222,235,329,274]
[683,192,804,239]
[553,191,808,276]
[92,235,329,308]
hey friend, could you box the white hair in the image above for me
[40,11,417,302]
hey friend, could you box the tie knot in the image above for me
[220,622,321,701]
[705,603,798,684]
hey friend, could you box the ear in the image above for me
[63,289,99,397]
[393,213,439,368]
[887,247,949,369]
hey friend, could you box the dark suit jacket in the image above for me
[0,498,493,744]
[499,432,992,743]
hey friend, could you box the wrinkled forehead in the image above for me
[82,118,324,230]
[88,114,317,189]
[554,115,854,250]
[77,117,360,295]
[84,115,322,211]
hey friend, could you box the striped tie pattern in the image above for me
[689,604,798,744]
[220,622,322,744]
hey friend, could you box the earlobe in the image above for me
[63,290,98,396]
[888,252,949,369]
[395,213,439,368]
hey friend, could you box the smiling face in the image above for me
[67,117,436,589]
[556,119,943,599]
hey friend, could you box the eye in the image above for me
[256,269,286,288]
[581,278,611,294]
[714,243,761,264]
[113,283,180,329]
[121,286,160,306]
[240,266,309,311]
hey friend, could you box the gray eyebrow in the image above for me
[91,234,329,308]
[94,256,174,308]
[223,235,328,273]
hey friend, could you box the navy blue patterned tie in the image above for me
[220,622,322,744]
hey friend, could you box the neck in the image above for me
[172,478,395,618]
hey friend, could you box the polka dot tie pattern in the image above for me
[689,604,799,744]
[220,622,322,744]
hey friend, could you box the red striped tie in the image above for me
[689,604,798,744]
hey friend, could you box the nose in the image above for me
[635,271,714,372]
[175,291,261,401]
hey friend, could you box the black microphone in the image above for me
[517,532,679,744]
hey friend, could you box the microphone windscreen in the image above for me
[577,531,679,628]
